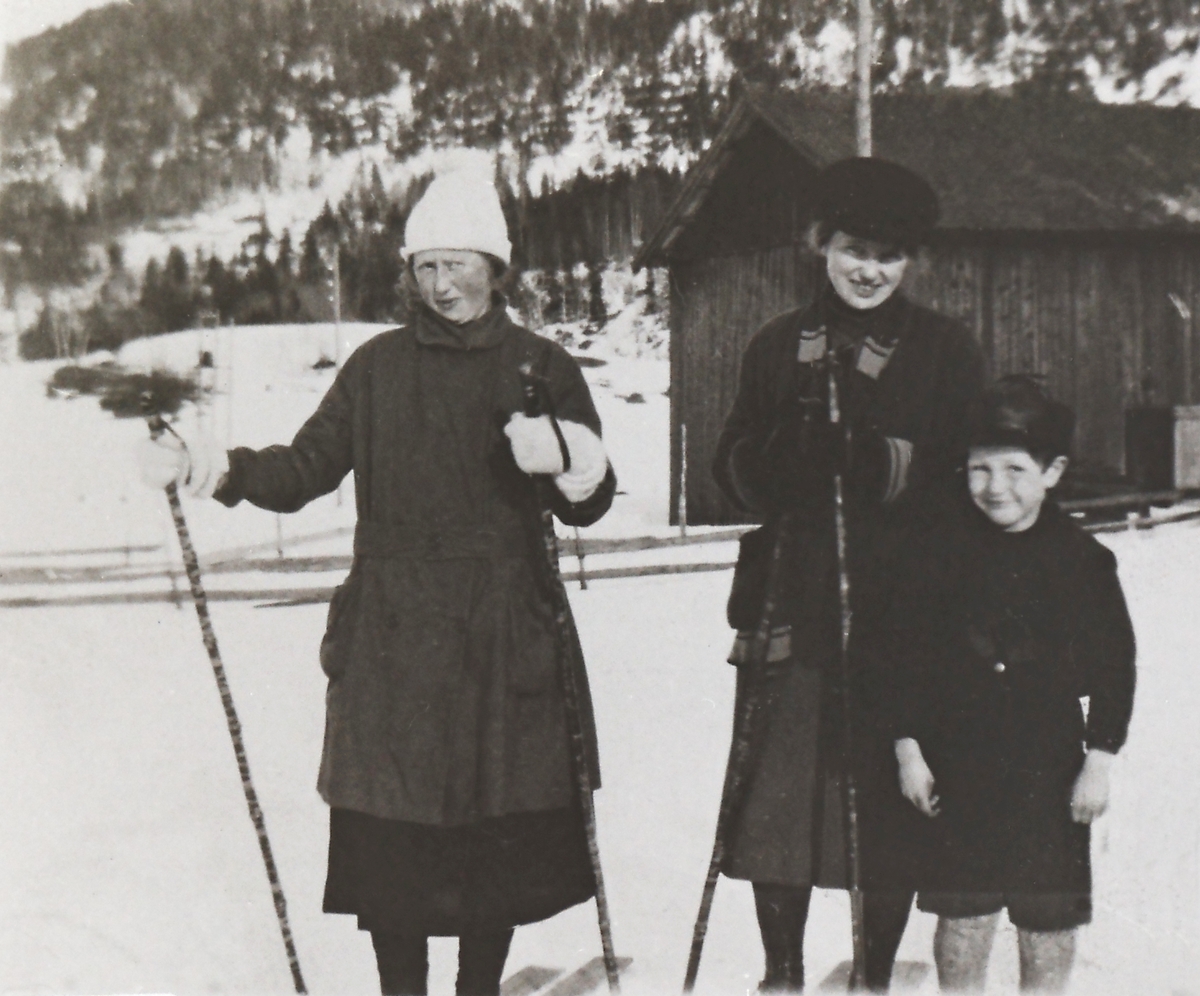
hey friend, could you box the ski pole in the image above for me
[145,409,308,995]
[682,514,790,992]
[518,363,621,994]
[827,359,867,991]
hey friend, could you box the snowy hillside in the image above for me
[0,325,1196,995]
[119,139,428,282]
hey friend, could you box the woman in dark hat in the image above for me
[711,157,985,992]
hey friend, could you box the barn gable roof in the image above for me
[636,87,1200,267]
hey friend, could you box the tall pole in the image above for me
[331,240,345,508]
[856,0,873,156]
[333,241,342,368]
[829,361,867,990]
[519,363,622,993]
[145,412,308,994]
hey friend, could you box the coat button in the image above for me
[994,661,1006,673]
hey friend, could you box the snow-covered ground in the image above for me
[0,324,1197,995]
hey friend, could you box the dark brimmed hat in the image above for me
[968,375,1075,461]
[814,157,939,246]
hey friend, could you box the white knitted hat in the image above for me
[402,167,512,265]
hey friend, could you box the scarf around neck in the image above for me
[797,280,911,379]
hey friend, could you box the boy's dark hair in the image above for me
[968,375,1075,465]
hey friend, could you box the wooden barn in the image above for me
[634,86,1200,525]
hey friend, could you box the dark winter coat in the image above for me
[883,495,1136,897]
[214,303,615,827]
[712,284,984,887]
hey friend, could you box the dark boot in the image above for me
[456,927,515,996]
[754,883,812,992]
[862,890,914,993]
[371,931,429,996]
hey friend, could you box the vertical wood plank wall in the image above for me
[669,245,820,525]
[673,239,1200,524]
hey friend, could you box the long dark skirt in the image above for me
[724,662,847,887]
[323,806,596,936]
[722,656,932,891]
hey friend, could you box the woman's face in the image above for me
[822,231,910,311]
[412,249,494,324]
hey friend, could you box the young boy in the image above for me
[883,376,1136,992]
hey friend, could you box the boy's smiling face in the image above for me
[967,446,1068,532]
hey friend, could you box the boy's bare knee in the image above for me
[934,914,1000,992]
[1017,928,1076,993]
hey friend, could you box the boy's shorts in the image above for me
[918,891,1091,931]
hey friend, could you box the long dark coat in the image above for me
[214,304,614,828]
[883,495,1136,898]
[712,284,984,888]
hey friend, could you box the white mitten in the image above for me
[553,421,609,503]
[137,433,188,490]
[184,435,230,499]
[504,413,566,475]
[135,432,229,499]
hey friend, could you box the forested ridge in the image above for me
[5,0,1197,220]
[2,0,1199,356]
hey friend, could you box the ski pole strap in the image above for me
[518,355,572,472]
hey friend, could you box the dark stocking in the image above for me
[456,928,515,996]
[862,890,914,993]
[372,931,429,996]
[753,882,813,992]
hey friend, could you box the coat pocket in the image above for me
[319,573,361,680]
[505,566,562,696]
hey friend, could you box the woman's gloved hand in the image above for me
[504,413,610,503]
[136,431,229,499]
[504,412,566,475]
[759,406,843,504]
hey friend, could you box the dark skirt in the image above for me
[323,806,596,936]
[723,651,933,891]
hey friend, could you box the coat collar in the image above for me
[413,295,512,350]
[813,279,912,348]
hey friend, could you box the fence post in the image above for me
[678,423,688,537]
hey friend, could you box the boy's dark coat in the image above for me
[712,290,984,887]
[884,495,1136,896]
[214,305,614,827]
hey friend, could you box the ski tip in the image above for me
[538,956,632,996]
[816,960,930,992]
[501,965,565,996]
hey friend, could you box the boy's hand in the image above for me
[895,738,940,818]
[1070,748,1114,824]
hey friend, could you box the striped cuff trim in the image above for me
[728,626,792,666]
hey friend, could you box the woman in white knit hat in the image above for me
[140,163,616,995]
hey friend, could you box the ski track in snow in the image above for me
[0,325,1196,994]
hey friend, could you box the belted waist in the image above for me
[353,520,529,560]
